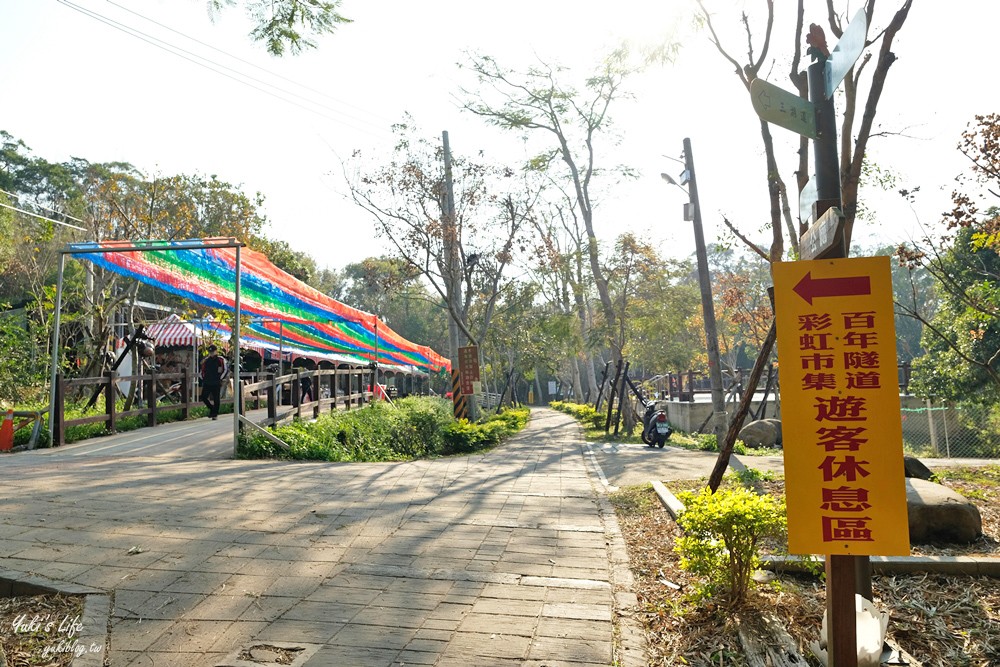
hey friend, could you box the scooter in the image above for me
[641,400,673,448]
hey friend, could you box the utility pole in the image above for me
[442,131,465,419]
[682,138,728,447]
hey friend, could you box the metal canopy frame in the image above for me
[48,238,244,456]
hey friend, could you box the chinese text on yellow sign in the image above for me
[773,256,909,555]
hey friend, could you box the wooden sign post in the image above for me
[753,9,880,664]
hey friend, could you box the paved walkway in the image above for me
[0,408,642,667]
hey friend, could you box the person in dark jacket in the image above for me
[200,345,227,420]
[300,374,313,403]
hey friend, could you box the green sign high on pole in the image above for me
[827,9,868,97]
[750,78,817,139]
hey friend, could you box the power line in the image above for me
[0,188,86,223]
[104,0,396,130]
[0,201,88,231]
[54,0,392,139]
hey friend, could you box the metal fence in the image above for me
[900,400,1000,459]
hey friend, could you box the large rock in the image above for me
[906,478,983,544]
[903,456,933,480]
[762,418,782,447]
[738,419,780,449]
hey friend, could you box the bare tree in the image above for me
[696,0,913,491]
[460,50,642,362]
[696,0,913,257]
[349,124,536,352]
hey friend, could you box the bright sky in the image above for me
[1,0,994,270]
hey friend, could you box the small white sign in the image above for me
[471,381,482,395]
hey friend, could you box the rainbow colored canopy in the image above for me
[71,238,450,373]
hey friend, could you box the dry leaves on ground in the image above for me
[0,594,85,667]
[610,466,1000,667]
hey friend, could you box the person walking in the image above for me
[300,374,313,403]
[200,344,227,420]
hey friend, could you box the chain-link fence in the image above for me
[900,400,1000,459]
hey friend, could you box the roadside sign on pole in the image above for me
[750,78,817,139]
[799,176,817,226]
[800,206,847,260]
[827,9,868,97]
[773,256,910,556]
[458,345,480,396]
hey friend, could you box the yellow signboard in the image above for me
[773,256,910,556]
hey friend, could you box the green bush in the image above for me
[440,419,489,454]
[439,407,528,456]
[489,406,529,431]
[0,313,48,406]
[696,433,718,452]
[237,399,528,461]
[728,467,777,489]
[549,400,607,430]
[674,486,787,605]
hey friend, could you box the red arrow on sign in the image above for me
[793,272,871,305]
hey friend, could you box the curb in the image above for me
[649,481,1000,578]
[760,554,1000,577]
[0,568,109,666]
[578,431,649,667]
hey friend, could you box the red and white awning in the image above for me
[144,314,197,347]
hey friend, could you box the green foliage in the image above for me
[440,419,492,455]
[249,237,317,282]
[904,221,1000,403]
[208,0,351,56]
[440,408,528,456]
[0,310,48,406]
[549,400,606,429]
[926,403,1000,458]
[696,433,718,452]
[728,467,777,489]
[237,398,527,462]
[674,486,786,605]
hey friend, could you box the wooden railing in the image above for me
[240,367,374,428]
[646,362,914,403]
[53,368,200,446]
[52,367,382,446]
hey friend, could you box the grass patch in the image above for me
[610,483,661,517]
[930,464,1000,486]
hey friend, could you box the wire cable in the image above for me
[54,0,392,138]
[104,0,396,130]
[0,188,86,223]
[0,201,88,231]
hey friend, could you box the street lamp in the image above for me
[661,138,728,448]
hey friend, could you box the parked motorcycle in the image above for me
[641,400,673,448]
[157,380,183,404]
[152,365,183,404]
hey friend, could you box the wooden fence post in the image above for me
[54,373,66,447]
[105,371,118,434]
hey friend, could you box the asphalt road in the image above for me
[583,439,787,490]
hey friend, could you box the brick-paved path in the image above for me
[0,408,645,666]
